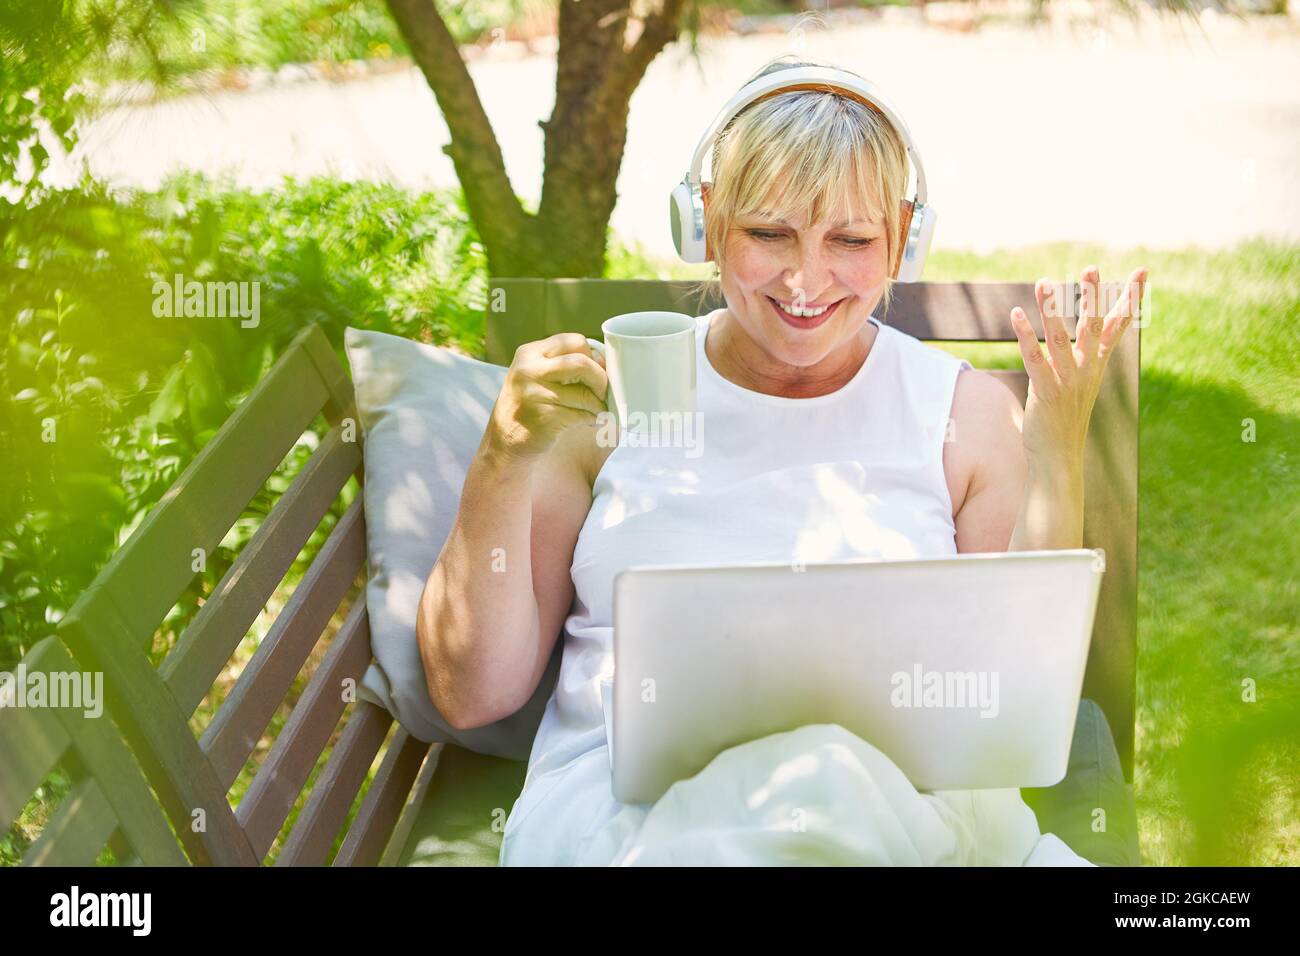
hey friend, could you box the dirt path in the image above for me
[57,8,1300,258]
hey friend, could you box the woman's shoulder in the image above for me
[944,364,1025,515]
[950,365,1021,428]
[876,323,1023,513]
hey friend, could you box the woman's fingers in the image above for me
[537,350,608,399]
[1074,265,1105,367]
[538,331,594,358]
[1036,278,1077,385]
[535,378,608,418]
[1010,306,1059,398]
[1096,267,1148,363]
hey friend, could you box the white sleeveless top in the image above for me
[499,309,973,866]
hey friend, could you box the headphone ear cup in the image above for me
[670,181,707,263]
[895,201,936,283]
[701,181,713,263]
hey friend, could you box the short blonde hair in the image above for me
[692,56,912,318]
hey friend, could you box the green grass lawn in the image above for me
[926,239,1299,866]
[616,236,1300,865]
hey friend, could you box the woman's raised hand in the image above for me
[1010,265,1148,466]
[485,332,609,464]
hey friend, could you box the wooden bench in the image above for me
[1,278,1139,866]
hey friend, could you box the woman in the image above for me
[416,57,1148,866]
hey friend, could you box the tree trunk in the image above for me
[386,0,687,278]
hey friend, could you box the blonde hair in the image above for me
[691,56,912,319]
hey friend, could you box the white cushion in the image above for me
[344,327,561,760]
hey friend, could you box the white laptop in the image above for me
[609,549,1105,804]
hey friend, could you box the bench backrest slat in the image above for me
[275,702,393,867]
[486,278,1140,782]
[2,637,188,866]
[160,424,361,712]
[61,598,260,865]
[235,598,373,861]
[200,497,367,789]
[485,280,1086,356]
[342,729,434,867]
[0,646,70,826]
[50,702,190,866]
[24,777,119,867]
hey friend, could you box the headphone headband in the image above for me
[668,64,937,280]
[686,66,928,206]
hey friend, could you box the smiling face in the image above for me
[698,68,911,393]
[718,185,891,374]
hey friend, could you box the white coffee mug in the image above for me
[586,311,696,441]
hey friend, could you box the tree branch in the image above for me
[616,0,687,96]
[384,0,527,253]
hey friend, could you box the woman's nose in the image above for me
[783,250,831,299]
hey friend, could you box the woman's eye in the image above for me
[745,230,873,248]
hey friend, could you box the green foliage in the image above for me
[0,0,94,195]
[0,174,488,676]
[88,0,411,83]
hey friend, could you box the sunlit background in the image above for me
[2,0,1296,866]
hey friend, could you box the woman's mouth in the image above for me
[766,295,844,330]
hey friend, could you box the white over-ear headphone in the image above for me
[668,65,936,283]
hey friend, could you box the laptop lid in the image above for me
[611,549,1104,804]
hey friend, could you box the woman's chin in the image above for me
[760,337,831,370]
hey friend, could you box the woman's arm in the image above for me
[1008,456,1085,551]
[417,333,607,730]
[951,369,1028,554]
[417,425,594,730]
